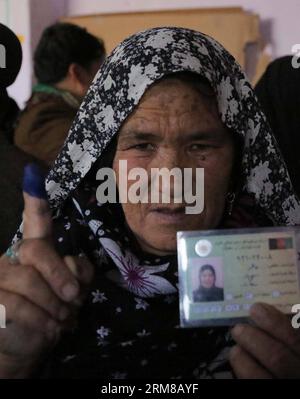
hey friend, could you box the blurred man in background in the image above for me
[14,22,106,165]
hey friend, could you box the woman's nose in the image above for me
[153,147,184,169]
[148,148,187,202]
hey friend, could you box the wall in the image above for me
[66,0,300,58]
[30,0,67,61]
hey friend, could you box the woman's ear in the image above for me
[67,63,89,98]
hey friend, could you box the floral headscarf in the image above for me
[17,27,300,378]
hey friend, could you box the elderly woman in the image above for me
[0,27,300,379]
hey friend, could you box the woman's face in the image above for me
[113,78,235,255]
[200,269,215,288]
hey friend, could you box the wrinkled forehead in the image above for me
[129,72,215,109]
[117,73,222,135]
[140,72,215,98]
[93,26,244,138]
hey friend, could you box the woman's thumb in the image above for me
[22,164,52,239]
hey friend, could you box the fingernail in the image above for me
[23,164,47,199]
[62,282,79,301]
[232,324,244,337]
[250,303,268,321]
[64,257,79,278]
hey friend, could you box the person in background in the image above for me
[255,56,300,197]
[0,23,37,254]
[0,23,22,143]
[14,22,106,165]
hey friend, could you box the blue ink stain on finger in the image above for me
[23,164,47,199]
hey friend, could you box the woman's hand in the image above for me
[0,189,94,378]
[229,302,300,378]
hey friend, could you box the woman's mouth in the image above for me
[149,206,188,224]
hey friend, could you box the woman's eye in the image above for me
[188,143,210,152]
[131,143,155,151]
